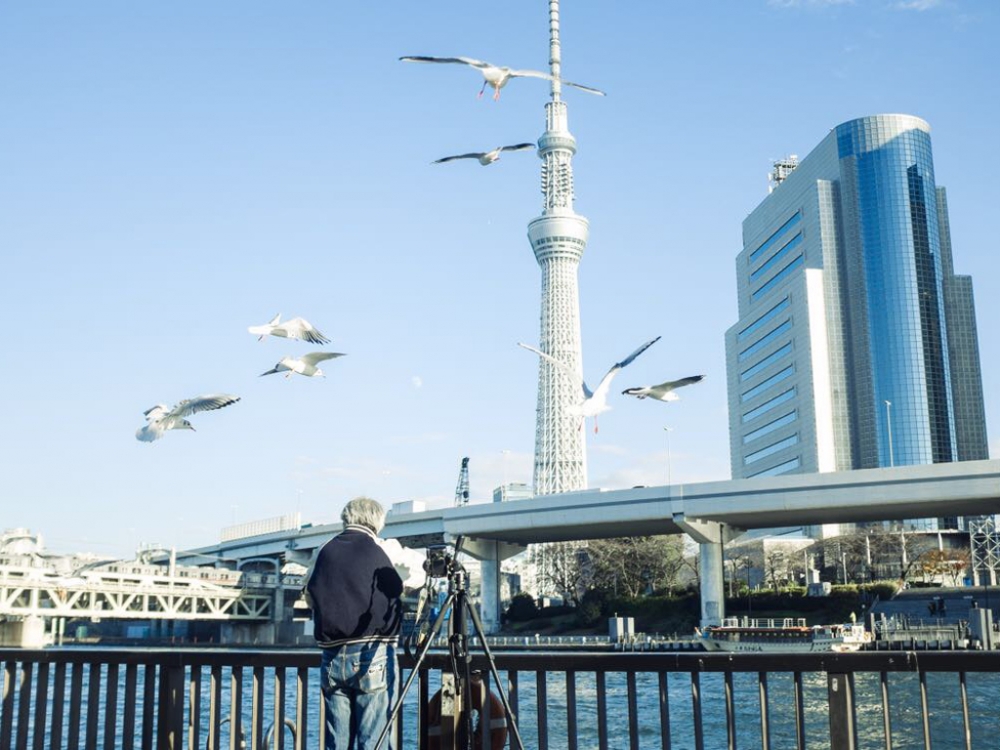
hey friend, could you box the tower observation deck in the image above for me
[529,0,589,495]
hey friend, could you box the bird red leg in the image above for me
[494,86,501,101]
[594,416,599,434]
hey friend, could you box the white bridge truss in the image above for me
[0,561,294,622]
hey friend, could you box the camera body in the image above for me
[423,544,460,578]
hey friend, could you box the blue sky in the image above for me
[1,1,997,559]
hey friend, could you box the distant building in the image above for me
[725,114,989,538]
[493,483,534,503]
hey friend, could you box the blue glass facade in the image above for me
[835,116,957,469]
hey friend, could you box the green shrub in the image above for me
[506,592,539,623]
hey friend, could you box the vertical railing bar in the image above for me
[479,670,491,750]
[251,666,264,750]
[122,663,137,750]
[724,671,736,750]
[849,672,860,750]
[508,669,519,749]
[827,672,854,750]
[84,662,101,750]
[230,666,244,750]
[759,671,771,750]
[209,665,222,750]
[296,666,309,750]
[565,670,578,750]
[15,660,32,750]
[536,669,549,750]
[67,661,83,750]
[690,671,704,750]
[918,670,931,750]
[627,671,639,750]
[140,664,156,750]
[658,671,672,750]
[793,671,805,750]
[596,670,608,750]
[274,666,287,750]
[189,665,202,750]
[959,671,971,750]
[51,661,67,750]
[31,662,49,750]
[880,671,892,750]
[1,661,15,750]
[103,663,119,750]
[418,669,429,750]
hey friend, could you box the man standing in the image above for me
[306,497,403,749]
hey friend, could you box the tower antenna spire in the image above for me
[548,0,562,102]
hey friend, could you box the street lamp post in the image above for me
[663,427,673,486]
[884,399,894,467]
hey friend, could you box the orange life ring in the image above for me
[426,677,507,750]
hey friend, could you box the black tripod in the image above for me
[374,544,524,750]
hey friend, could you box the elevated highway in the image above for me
[173,460,1000,630]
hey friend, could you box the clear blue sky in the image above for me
[1,1,997,559]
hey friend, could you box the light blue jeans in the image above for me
[320,640,398,750]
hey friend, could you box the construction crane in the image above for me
[454,457,470,506]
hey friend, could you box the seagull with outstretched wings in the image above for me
[248,314,331,345]
[434,143,535,166]
[622,375,705,402]
[135,394,241,442]
[518,336,661,432]
[260,352,345,379]
[400,55,605,100]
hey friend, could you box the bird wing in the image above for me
[499,143,535,153]
[507,69,606,96]
[399,56,491,69]
[281,317,331,344]
[301,352,345,366]
[169,394,241,418]
[651,375,705,395]
[433,153,486,164]
[517,343,590,399]
[592,337,662,401]
[142,404,170,421]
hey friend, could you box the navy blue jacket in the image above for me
[305,526,403,648]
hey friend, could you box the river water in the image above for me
[10,658,1000,748]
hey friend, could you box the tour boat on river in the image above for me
[700,617,872,653]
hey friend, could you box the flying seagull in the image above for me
[518,336,661,432]
[622,375,706,402]
[135,394,241,442]
[260,352,345,379]
[248,314,331,345]
[433,143,535,166]
[399,56,606,100]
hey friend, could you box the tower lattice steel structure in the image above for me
[528,0,589,495]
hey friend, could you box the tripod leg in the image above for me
[373,592,457,750]
[463,597,527,750]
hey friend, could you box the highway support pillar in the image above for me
[672,515,741,629]
[459,538,526,634]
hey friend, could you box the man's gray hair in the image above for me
[341,496,386,534]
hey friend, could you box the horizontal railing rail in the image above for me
[2,647,999,749]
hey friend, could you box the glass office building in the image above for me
[725,115,989,535]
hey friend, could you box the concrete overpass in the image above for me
[174,460,1000,630]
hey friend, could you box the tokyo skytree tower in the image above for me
[529,0,590,495]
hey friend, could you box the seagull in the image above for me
[248,314,331,345]
[399,56,606,100]
[622,375,706,402]
[518,336,661,432]
[433,143,535,166]
[135,394,241,443]
[260,352,345,379]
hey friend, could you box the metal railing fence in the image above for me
[2,647,999,749]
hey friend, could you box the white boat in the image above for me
[700,617,872,653]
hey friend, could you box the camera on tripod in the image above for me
[422,543,463,578]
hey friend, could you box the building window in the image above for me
[740,343,793,382]
[751,255,805,301]
[738,321,792,363]
[743,411,797,444]
[748,456,801,478]
[750,234,803,282]
[742,388,796,423]
[738,298,790,342]
[741,365,795,403]
[749,211,802,265]
[745,434,799,465]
